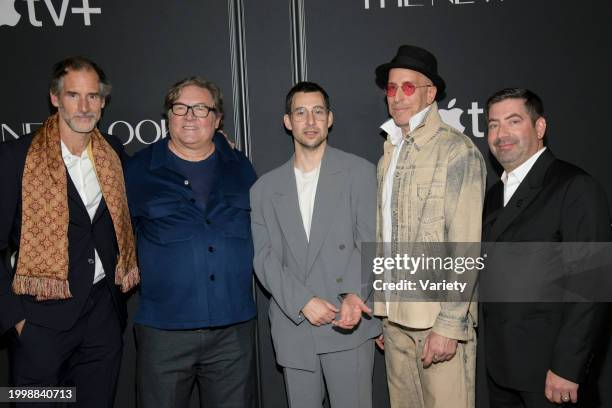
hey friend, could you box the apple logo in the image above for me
[0,0,21,27]
[439,98,465,133]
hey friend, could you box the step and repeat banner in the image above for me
[2,0,611,407]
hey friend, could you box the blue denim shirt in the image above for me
[124,134,257,329]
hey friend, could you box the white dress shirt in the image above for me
[501,147,547,206]
[380,105,431,312]
[294,163,321,242]
[61,140,105,284]
[380,104,432,253]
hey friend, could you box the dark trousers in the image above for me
[487,372,577,408]
[8,281,123,408]
[135,319,255,408]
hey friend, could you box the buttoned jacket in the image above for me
[251,145,381,371]
[124,134,257,329]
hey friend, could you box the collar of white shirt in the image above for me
[380,104,432,146]
[60,140,89,161]
[501,147,547,187]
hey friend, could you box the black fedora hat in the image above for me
[375,45,446,101]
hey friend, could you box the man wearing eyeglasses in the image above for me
[251,81,381,407]
[124,77,256,408]
[372,45,486,408]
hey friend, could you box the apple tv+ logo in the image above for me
[0,0,101,27]
[0,0,21,26]
[438,98,486,138]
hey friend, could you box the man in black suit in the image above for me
[481,88,611,407]
[0,57,139,407]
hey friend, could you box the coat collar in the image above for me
[484,148,556,241]
[382,102,444,158]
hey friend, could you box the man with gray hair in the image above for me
[0,56,138,407]
[124,77,256,408]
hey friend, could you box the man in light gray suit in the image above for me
[251,81,381,408]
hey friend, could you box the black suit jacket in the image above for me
[0,132,128,334]
[482,149,611,392]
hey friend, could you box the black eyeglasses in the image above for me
[171,103,217,118]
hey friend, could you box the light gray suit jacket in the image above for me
[251,145,381,371]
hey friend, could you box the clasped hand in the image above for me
[301,294,371,329]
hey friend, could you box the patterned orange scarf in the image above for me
[12,113,139,300]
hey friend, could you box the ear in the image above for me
[327,110,334,129]
[50,91,59,108]
[535,116,546,140]
[214,113,222,130]
[283,114,293,131]
[427,86,437,104]
[100,97,106,109]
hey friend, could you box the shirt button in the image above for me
[184,180,190,186]
[205,219,212,225]
[190,198,196,203]
[88,258,95,265]
[208,246,215,252]
[209,274,215,281]
[336,277,343,283]
[339,244,345,250]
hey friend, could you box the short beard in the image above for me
[295,136,326,151]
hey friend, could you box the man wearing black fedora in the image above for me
[372,45,486,408]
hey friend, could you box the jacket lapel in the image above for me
[483,182,503,239]
[486,149,555,242]
[91,196,107,223]
[271,158,309,275]
[305,146,343,275]
[66,172,89,215]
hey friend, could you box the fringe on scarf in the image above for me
[12,274,73,300]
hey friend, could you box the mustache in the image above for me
[493,136,517,147]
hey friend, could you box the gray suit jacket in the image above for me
[251,145,381,371]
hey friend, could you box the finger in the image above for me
[324,300,340,313]
[375,335,385,350]
[327,310,338,321]
[336,322,355,330]
[442,350,456,361]
[570,389,578,404]
[360,303,373,314]
[422,353,433,368]
[552,390,562,404]
[544,386,553,402]
[545,386,553,402]
[421,339,430,361]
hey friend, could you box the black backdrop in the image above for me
[1,1,611,406]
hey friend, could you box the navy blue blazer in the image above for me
[124,133,257,329]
